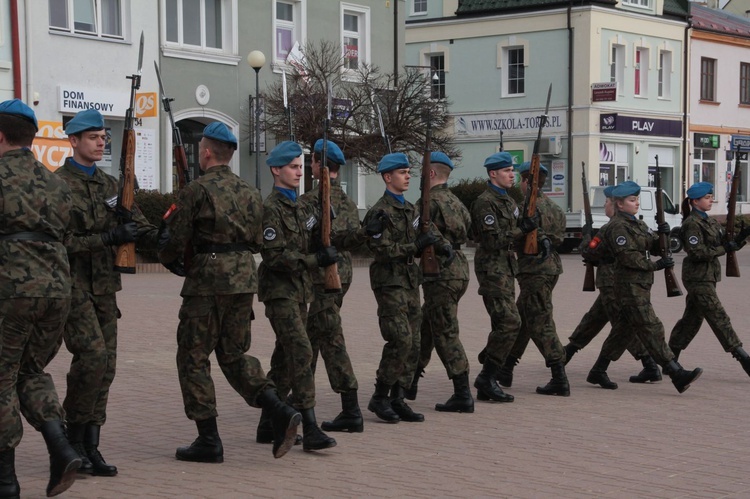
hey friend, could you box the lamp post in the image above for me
[247,50,266,191]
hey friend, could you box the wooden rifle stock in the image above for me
[725,146,741,277]
[654,155,682,297]
[420,115,439,278]
[522,84,551,256]
[581,161,596,291]
[321,83,341,293]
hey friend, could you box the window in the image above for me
[341,4,370,75]
[634,47,648,96]
[343,13,359,70]
[621,0,649,7]
[49,0,123,38]
[692,149,716,185]
[412,0,427,14]
[598,142,629,186]
[274,0,306,65]
[507,48,525,95]
[658,50,672,99]
[741,62,750,105]
[701,57,716,101]
[163,0,239,63]
[610,44,625,93]
[431,55,445,99]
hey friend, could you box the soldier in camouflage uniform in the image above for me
[258,141,337,452]
[574,186,659,389]
[0,99,81,498]
[668,182,750,377]
[406,152,472,413]
[158,122,301,463]
[364,152,442,424]
[472,152,537,403]
[603,181,702,394]
[498,162,570,396]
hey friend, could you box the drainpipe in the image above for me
[23,0,33,106]
[567,0,574,210]
[681,15,692,200]
[10,0,22,99]
[394,0,399,86]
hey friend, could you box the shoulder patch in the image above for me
[305,215,317,231]
[263,227,277,241]
[412,216,420,229]
[513,207,520,218]
[105,195,118,209]
[163,203,179,220]
[688,235,699,246]
[616,235,627,246]
[484,214,495,226]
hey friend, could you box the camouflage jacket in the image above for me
[258,189,318,303]
[603,211,660,285]
[0,148,71,299]
[159,165,262,296]
[56,158,156,295]
[418,183,471,282]
[515,193,565,276]
[364,192,421,291]
[471,184,523,281]
[581,220,616,289]
[680,210,726,283]
[299,179,365,286]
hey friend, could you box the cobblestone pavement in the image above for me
[13,253,750,498]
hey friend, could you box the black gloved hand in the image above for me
[654,256,674,270]
[518,216,538,234]
[316,246,339,267]
[538,237,553,261]
[101,222,137,246]
[414,231,439,255]
[437,243,456,266]
[657,222,670,235]
[365,210,388,236]
[157,225,171,252]
[724,240,740,253]
[163,259,186,277]
[736,224,750,243]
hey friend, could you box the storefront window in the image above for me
[693,148,716,184]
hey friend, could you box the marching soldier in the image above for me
[668,182,750,376]
[158,122,301,462]
[0,99,81,498]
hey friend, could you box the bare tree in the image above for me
[261,40,457,173]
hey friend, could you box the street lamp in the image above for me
[247,50,266,191]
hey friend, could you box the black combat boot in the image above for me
[474,362,514,402]
[731,347,750,377]
[496,355,519,388]
[175,417,224,463]
[435,372,475,413]
[84,425,117,476]
[536,362,571,396]
[257,389,302,458]
[367,380,400,423]
[403,367,424,401]
[256,407,303,447]
[321,390,364,433]
[65,423,92,475]
[390,384,425,422]
[300,408,337,451]
[563,344,579,366]
[40,420,81,497]
[586,355,618,389]
[0,448,20,499]
[629,356,662,383]
[663,360,702,394]
[671,347,682,362]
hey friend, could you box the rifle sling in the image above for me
[0,231,57,242]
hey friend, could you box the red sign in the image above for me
[592,82,617,102]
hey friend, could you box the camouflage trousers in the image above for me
[476,271,521,368]
[0,297,70,450]
[176,294,273,421]
[419,279,470,379]
[265,299,316,410]
[307,283,358,393]
[669,281,741,353]
[62,290,118,425]
[615,282,674,366]
[373,285,421,389]
[509,274,565,366]
[568,286,649,361]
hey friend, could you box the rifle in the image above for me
[321,81,341,293]
[420,111,439,278]
[375,104,392,153]
[654,155,683,297]
[282,69,295,142]
[725,145,742,277]
[154,62,191,189]
[521,83,552,255]
[113,31,143,274]
[581,161,596,292]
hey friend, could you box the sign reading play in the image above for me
[600,113,682,138]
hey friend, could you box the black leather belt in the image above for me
[0,231,56,242]
[194,243,252,254]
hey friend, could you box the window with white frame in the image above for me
[412,0,427,14]
[740,62,750,105]
[341,4,370,74]
[658,50,672,99]
[634,47,648,96]
[274,0,306,65]
[506,47,524,95]
[431,54,445,99]
[49,0,124,39]
[164,0,238,61]
[621,0,649,7]
[610,44,625,93]
[700,57,716,102]
[692,148,716,185]
[598,142,629,187]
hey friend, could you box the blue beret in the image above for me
[612,181,641,198]
[430,151,454,170]
[603,185,616,198]
[314,139,346,166]
[377,152,410,173]
[516,160,548,176]
[203,122,237,149]
[687,182,713,200]
[0,99,38,131]
[267,140,303,167]
[65,108,104,135]
[484,151,513,171]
